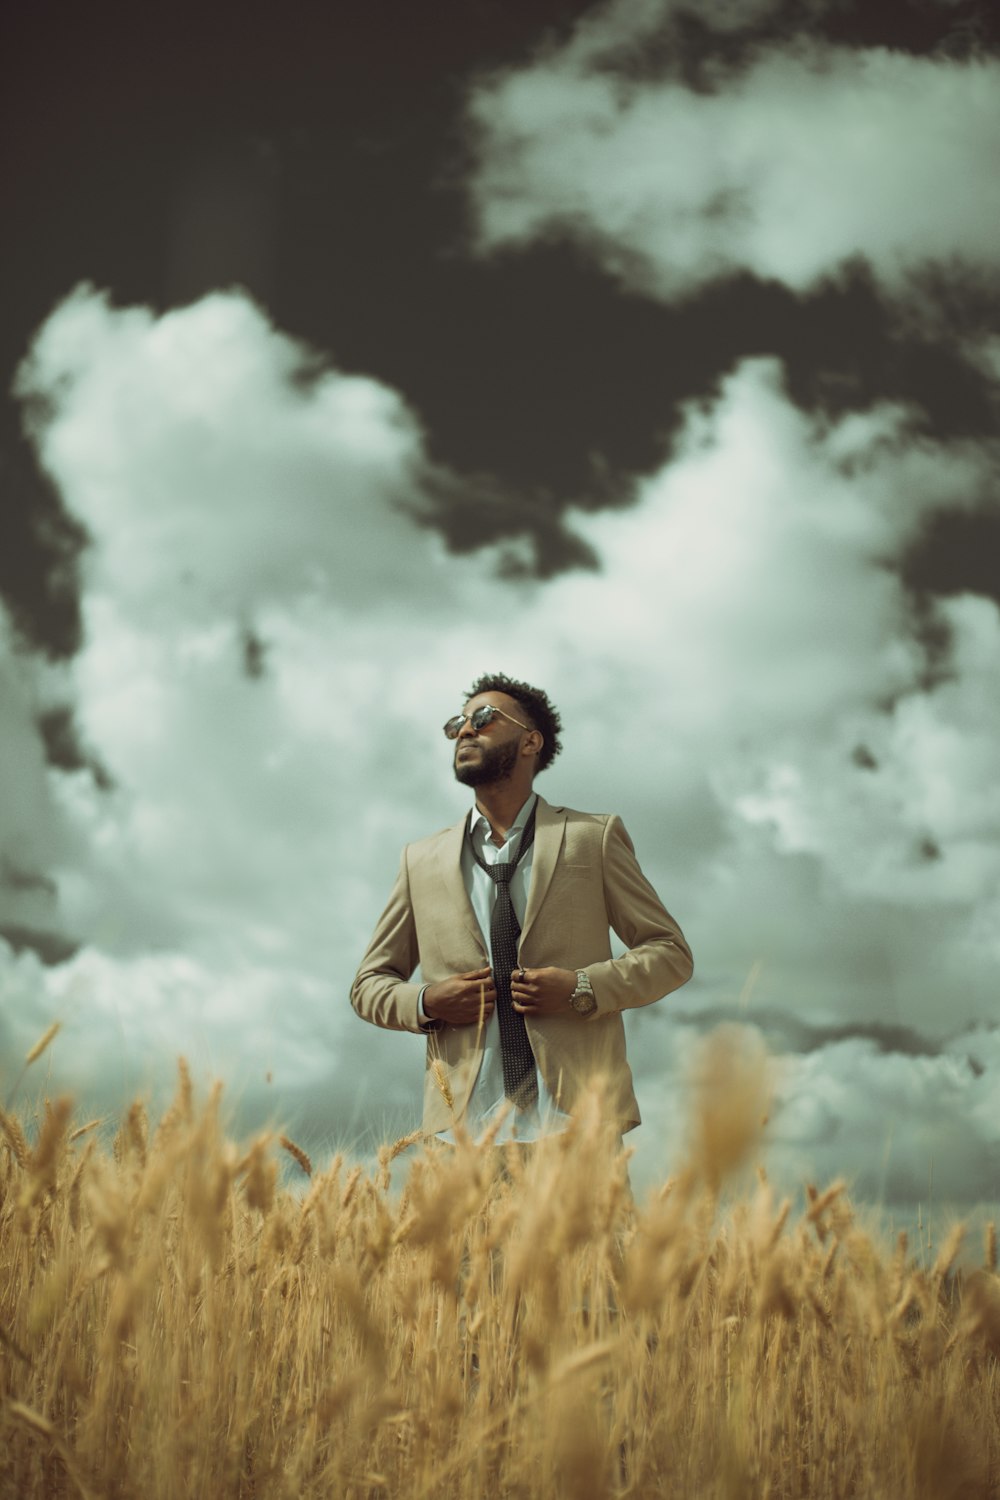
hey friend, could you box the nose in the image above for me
[457,716,477,740]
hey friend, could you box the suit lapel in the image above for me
[521,795,566,948]
[433,813,488,958]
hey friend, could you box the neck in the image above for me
[474,782,535,845]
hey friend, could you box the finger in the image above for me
[462,966,493,979]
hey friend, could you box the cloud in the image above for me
[16,285,432,626]
[4,285,999,1207]
[628,1015,1000,1212]
[0,613,81,947]
[535,363,999,940]
[464,0,1000,301]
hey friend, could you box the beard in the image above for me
[453,738,519,787]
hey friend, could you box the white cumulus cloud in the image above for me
[465,0,1000,301]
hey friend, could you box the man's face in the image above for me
[453,693,527,788]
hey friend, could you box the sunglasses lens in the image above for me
[444,705,500,739]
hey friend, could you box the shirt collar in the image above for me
[468,791,537,842]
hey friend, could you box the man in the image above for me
[350,673,693,1141]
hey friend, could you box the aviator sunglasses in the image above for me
[443,704,532,739]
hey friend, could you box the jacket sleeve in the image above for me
[350,848,426,1033]
[584,815,694,1016]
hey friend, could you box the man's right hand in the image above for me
[422,967,496,1026]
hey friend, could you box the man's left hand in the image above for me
[510,966,576,1015]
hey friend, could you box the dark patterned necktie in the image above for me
[466,803,538,1107]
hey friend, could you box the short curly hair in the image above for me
[463,672,563,773]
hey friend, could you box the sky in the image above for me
[2,0,999,1214]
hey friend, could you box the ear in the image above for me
[521,730,543,759]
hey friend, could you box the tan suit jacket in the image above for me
[350,794,693,1135]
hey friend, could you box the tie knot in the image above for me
[491,862,515,885]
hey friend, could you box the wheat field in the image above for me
[2,1027,1000,1500]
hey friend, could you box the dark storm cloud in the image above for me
[4,0,1000,662]
[464,3,1000,632]
[0,434,87,658]
[0,859,77,968]
[232,1039,423,1162]
[669,1003,964,1059]
[561,0,999,88]
[0,926,79,967]
[904,511,1000,612]
[633,1008,1000,1208]
[412,464,599,577]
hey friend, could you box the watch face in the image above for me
[571,991,597,1017]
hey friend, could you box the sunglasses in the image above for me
[443,704,532,739]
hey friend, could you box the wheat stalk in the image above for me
[8,1401,99,1500]
[387,1129,424,1161]
[430,1058,455,1113]
[280,1136,313,1176]
[0,1321,33,1365]
[932,1223,966,1284]
[0,1107,29,1166]
[25,1021,62,1065]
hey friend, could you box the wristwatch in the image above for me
[568,970,598,1017]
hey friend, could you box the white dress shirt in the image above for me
[422,791,572,1143]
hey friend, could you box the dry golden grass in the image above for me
[2,1029,999,1499]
